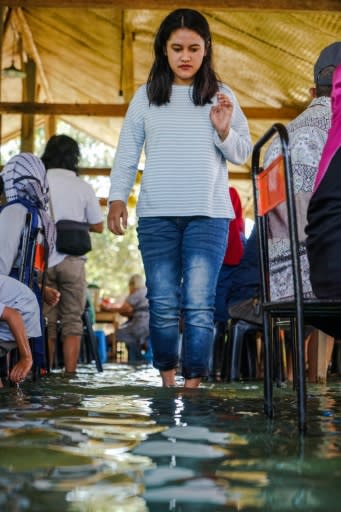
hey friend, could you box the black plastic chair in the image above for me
[252,123,341,432]
[220,319,259,381]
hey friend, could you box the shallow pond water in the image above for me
[0,363,340,511]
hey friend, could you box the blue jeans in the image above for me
[137,216,229,379]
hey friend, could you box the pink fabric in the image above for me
[313,64,341,192]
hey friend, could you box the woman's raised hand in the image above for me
[210,92,233,141]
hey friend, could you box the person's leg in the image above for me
[63,334,81,373]
[137,217,182,386]
[181,217,228,388]
[58,257,87,373]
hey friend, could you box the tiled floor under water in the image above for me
[0,363,340,511]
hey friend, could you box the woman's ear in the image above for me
[309,87,317,99]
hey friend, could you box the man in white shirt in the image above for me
[41,135,104,373]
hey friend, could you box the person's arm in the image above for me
[107,86,146,235]
[107,201,128,235]
[86,188,104,233]
[0,205,26,275]
[89,221,104,233]
[1,306,33,383]
[212,86,252,165]
[102,299,134,318]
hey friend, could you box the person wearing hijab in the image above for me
[0,153,60,371]
[306,64,341,310]
[0,153,56,269]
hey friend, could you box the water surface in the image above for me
[0,363,340,511]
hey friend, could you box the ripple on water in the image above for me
[0,365,340,511]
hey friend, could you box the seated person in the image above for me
[214,186,245,325]
[0,275,41,385]
[228,225,261,326]
[306,62,341,340]
[211,186,245,378]
[102,274,150,363]
[227,226,325,382]
[0,155,60,372]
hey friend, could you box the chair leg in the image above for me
[0,354,8,384]
[273,326,285,386]
[295,319,307,432]
[263,313,273,418]
[82,308,103,372]
[225,320,254,381]
[211,322,227,380]
[245,332,257,380]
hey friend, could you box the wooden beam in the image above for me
[0,102,128,116]
[0,1,339,11]
[0,102,303,119]
[12,7,53,101]
[0,164,251,180]
[79,167,251,180]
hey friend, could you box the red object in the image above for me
[223,186,245,265]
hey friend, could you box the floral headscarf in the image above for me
[2,152,55,254]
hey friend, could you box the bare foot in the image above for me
[160,369,176,387]
[184,377,201,389]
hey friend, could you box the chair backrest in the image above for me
[251,122,304,319]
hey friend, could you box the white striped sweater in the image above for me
[109,83,252,219]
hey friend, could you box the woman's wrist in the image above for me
[218,129,229,141]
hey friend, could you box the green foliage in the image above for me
[86,208,144,300]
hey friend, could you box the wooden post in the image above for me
[20,58,36,153]
[45,115,56,139]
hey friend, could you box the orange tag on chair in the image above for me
[34,243,45,273]
[256,155,286,215]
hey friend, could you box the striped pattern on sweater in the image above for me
[109,83,252,218]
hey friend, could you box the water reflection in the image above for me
[0,364,339,511]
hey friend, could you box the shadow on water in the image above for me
[0,363,340,511]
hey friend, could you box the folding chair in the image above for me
[252,122,341,432]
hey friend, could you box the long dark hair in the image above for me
[41,134,80,174]
[147,9,219,106]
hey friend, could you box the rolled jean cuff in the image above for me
[182,366,209,379]
[153,358,179,372]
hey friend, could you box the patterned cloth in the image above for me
[264,96,331,300]
[2,153,55,255]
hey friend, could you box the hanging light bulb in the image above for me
[2,61,26,79]
[2,25,26,79]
